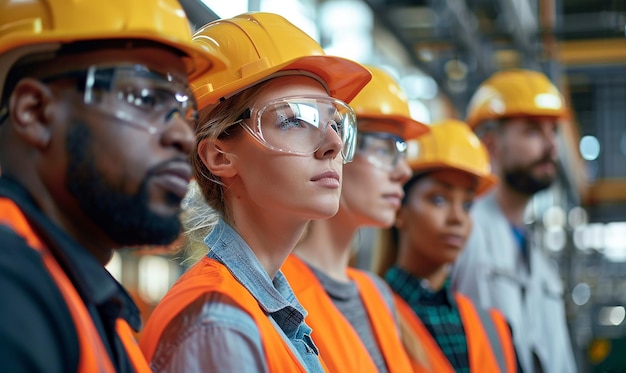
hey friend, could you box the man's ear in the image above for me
[197,138,238,178]
[10,78,54,147]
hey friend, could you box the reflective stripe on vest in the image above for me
[0,197,151,373]
[139,256,314,373]
[394,292,517,373]
[282,254,413,373]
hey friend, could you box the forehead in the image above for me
[254,76,330,106]
[501,116,558,131]
[413,169,478,193]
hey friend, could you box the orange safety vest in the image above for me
[282,254,415,373]
[140,256,322,373]
[394,292,517,373]
[0,197,150,373]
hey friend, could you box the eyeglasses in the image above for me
[356,132,407,172]
[237,95,357,164]
[2,64,196,134]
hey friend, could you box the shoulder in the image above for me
[150,292,265,373]
[350,269,396,311]
[0,225,78,372]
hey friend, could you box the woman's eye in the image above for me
[372,146,393,156]
[463,200,474,212]
[430,195,446,206]
[278,117,308,130]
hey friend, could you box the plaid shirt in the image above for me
[385,266,470,373]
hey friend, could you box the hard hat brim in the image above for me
[193,55,372,109]
[410,162,498,196]
[0,32,227,83]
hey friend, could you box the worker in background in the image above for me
[0,0,223,371]
[139,12,372,372]
[374,120,517,373]
[451,69,577,373]
[281,65,430,373]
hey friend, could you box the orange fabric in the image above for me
[489,308,517,373]
[116,319,152,373]
[139,256,314,372]
[455,293,507,372]
[394,294,455,373]
[282,255,413,373]
[0,197,150,373]
[394,292,516,373]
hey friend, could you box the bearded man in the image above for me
[451,69,577,373]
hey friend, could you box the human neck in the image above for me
[396,250,450,291]
[294,213,358,283]
[495,182,532,227]
[229,203,309,279]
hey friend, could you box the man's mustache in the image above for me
[530,154,557,168]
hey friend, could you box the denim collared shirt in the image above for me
[151,218,324,373]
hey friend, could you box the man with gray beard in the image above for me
[451,69,577,373]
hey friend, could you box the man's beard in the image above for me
[503,155,557,196]
[66,123,183,247]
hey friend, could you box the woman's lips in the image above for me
[382,192,403,208]
[440,234,465,249]
[311,170,340,188]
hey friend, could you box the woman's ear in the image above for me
[198,138,238,178]
[10,78,54,147]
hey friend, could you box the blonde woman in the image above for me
[282,66,430,373]
[374,120,518,373]
[139,13,371,372]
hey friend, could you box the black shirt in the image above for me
[0,177,142,372]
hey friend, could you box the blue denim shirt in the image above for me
[151,218,324,373]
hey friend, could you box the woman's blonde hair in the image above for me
[182,81,272,263]
[371,227,399,277]
[190,81,271,223]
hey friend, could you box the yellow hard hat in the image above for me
[465,69,568,128]
[0,0,225,84]
[350,65,429,141]
[191,12,372,109]
[406,119,497,196]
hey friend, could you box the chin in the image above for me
[372,214,396,229]
[305,201,341,220]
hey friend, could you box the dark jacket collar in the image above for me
[0,177,141,330]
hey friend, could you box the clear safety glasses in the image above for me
[237,95,358,164]
[356,132,408,172]
[43,64,197,134]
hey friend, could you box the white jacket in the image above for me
[451,192,577,373]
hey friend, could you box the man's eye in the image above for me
[121,89,157,109]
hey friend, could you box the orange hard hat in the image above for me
[406,119,497,196]
[0,0,225,89]
[465,69,568,129]
[350,65,429,140]
[190,12,372,109]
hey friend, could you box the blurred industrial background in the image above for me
[107,1,626,371]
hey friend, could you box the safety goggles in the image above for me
[42,64,197,134]
[237,95,357,164]
[356,132,408,172]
